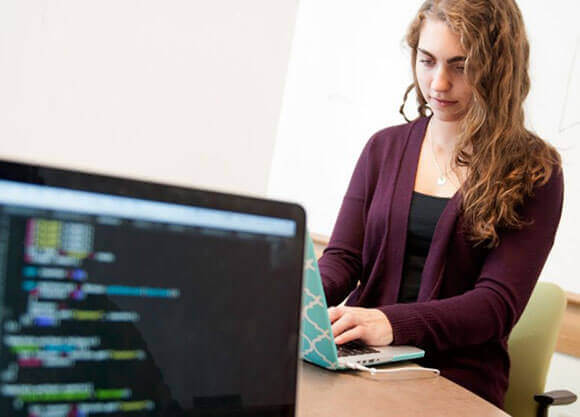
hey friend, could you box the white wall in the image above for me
[268,0,580,295]
[269,0,420,234]
[0,0,299,196]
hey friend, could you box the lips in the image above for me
[431,97,458,107]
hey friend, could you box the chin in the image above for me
[431,110,467,123]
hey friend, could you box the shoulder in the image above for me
[530,164,564,207]
[367,117,426,148]
[517,163,564,231]
[527,134,563,205]
[362,117,428,158]
[527,136,563,199]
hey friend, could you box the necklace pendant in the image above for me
[437,176,447,186]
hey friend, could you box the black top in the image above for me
[398,191,450,303]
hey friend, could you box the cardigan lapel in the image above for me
[417,191,461,301]
[383,116,463,303]
[383,117,429,303]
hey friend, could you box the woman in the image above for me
[319,0,563,408]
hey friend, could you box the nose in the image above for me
[431,65,451,92]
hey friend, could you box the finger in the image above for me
[327,306,343,323]
[334,326,362,345]
[331,313,357,339]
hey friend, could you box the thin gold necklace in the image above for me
[429,128,456,187]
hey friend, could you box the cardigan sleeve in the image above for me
[318,136,374,307]
[380,168,564,351]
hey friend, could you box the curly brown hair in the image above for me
[401,0,561,247]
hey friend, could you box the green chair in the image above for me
[504,282,577,417]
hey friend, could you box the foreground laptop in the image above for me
[0,159,305,417]
[301,235,424,370]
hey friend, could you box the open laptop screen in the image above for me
[0,161,305,417]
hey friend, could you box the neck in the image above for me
[428,118,461,152]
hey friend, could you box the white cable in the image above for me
[344,362,440,377]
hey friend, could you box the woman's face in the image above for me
[415,18,473,123]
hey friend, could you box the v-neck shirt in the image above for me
[398,191,451,303]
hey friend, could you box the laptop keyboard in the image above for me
[336,340,380,357]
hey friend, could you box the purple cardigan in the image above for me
[318,116,564,407]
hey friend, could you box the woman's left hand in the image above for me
[328,306,393,346]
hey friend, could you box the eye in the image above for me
[455,66,465,73]
[419,59,434,66]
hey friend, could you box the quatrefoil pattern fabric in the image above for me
[301,234,339,369]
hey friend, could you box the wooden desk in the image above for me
[296,362,509,417]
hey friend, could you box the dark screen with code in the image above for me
[0,201,301,417]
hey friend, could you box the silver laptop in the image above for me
[301,234,424,370]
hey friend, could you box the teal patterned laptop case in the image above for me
[301,234,342,369]
[300,234,426,370]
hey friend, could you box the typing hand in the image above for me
[328,306,393,346]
